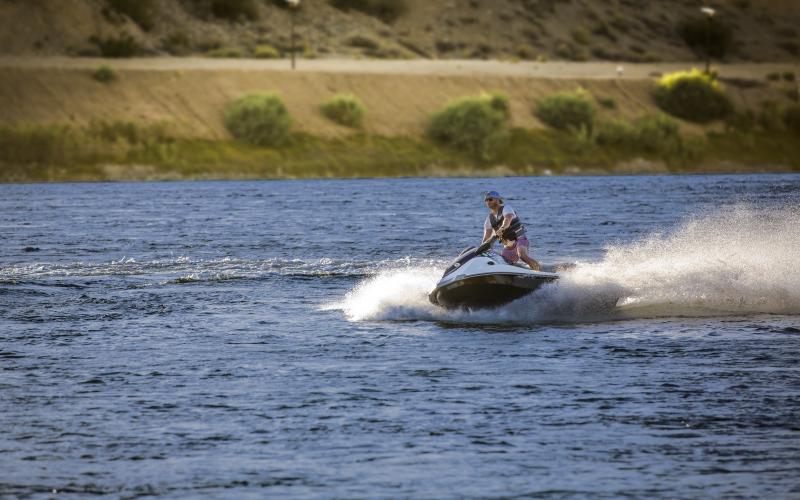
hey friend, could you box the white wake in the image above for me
[334,205,800,324]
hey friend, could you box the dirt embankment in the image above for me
[0,58,795,139]
[3,0,800,63]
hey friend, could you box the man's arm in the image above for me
[482,226,494,244]
[494,213,515,237]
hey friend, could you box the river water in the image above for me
[1,174,799,498]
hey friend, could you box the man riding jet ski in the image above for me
[429,191,558,310]
[481,190,541,271]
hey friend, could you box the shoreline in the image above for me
[3,166,799,186]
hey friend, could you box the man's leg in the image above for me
[517,243,540,271]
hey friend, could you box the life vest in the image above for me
[489,205,526,240]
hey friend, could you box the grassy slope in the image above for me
[0,63,798,182]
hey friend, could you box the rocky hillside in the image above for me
[1,0,799,62]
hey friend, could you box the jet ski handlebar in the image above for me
[474,236,497,255]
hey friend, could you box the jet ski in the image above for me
[429,238,558,310]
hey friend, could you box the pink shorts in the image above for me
[501,237,530,264]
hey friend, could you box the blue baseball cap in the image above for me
[484,190,502,201]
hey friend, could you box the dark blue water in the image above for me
[2,175,800,498]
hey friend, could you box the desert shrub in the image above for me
[783,105,800,134]
[366,45,407,59]
[92,65,117,83]
[344,34,401,57]
[766,72,781,81]
[435,39,458,53]
[89,33,145,57]
[320,94,366,128]
[677,16,733,59]
[554,41,587,61]
[470,43,493,59]
[571,28,590,45]
[224,93,292,146]
[779,41,799,56]
[653,69,733,123]
[254,44,280,58]
[784,72,796,82]
[206,46,243,58]
[162,32,192,55]
[534,89,596,132]
[210,0,259,21]
[107,0,157,31]
[345,34,381,51]
[329,0,408,24]
[591,20,617,42]
[427,92,511,161]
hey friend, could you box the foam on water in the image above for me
[337,205,800,323]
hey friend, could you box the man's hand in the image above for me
[494,227,505,237]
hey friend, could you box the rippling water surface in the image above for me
[2,175,800,498]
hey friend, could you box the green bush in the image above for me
[92,65,117,83]
[534,89,596,132]
[427,92,510,160]
[107,0,157,31]
[254,44,280,59]
[677,16,733,59]
[89,33,145,57]
[634,114,681,153]
[210,0,259,21]
[594,118,635,147]
[653,69,733,123]
[320,94,366,128]
[162,32,192,55]
[329,0,407,24]
[224,93,292,146]
[595,114,681,154]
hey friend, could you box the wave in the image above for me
[0,256,443,285]
[334,205,800,324]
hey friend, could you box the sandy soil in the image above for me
[0,57,796,139]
